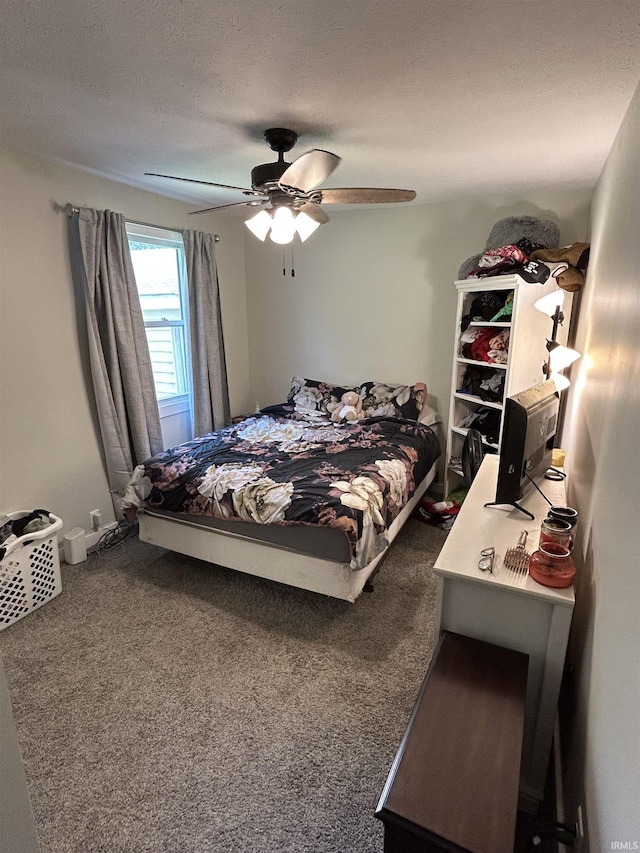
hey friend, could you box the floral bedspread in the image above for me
[123,403,440,569]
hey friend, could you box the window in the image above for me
[126,223,191,417]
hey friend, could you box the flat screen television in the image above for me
[484,379,560,519]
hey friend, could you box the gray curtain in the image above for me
[183,230,230,435]
[73,208,163,515]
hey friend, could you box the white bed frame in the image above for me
[137,462,436,602]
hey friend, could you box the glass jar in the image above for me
[528,542,576,588]
[539,518,574,552]
[547,506,578,529]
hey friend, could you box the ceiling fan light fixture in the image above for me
[269,206,296,244]
[294,210,321,242]
[245,209,272,241]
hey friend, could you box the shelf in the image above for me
[456,357,508,369]
[455,276,521,291]
[446,274,572,499]
[466,320,511,328]
[453,392,503,410]
[451,426,499,450]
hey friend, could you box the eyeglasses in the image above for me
[478,547,495,573]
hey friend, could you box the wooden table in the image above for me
[376,631,528,853]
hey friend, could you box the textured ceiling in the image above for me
[2,0,640,212]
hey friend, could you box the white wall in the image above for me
[561,82,640,849]
[245,188,591,483]
[0,148,250,534]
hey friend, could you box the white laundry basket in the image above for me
[0,511,63,630]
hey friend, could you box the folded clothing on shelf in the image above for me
[458,365,505,403]
[459,328,510,364]
[457,406,502,445]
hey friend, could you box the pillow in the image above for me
[360,381,427,421]
[287,376,359,420]
[418,403,442,426]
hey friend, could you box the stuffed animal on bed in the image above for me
[331,390,364,423]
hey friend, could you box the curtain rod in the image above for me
[60,203,220,242]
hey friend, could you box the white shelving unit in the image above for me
[444,273,572,497]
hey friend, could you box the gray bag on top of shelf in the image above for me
[457,216,560,281]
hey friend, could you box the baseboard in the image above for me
[555,716,569,852]
[554,715,590,853]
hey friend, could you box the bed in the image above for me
[123,377,441,602]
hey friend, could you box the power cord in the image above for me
[547,466,567,479]
[92,518,137,558]
[525,472,554,506]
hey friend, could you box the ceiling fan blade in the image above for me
[318,188,416,204]
[189,200,268,215]
[279,150,341,193]
[298,202,330,225]
[145,172,263,196]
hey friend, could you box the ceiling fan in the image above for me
[145,127,416,244]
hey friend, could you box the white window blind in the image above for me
[126,223,191,416]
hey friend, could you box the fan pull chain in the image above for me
[281,247,296,277]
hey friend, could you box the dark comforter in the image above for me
[124,403,440,569]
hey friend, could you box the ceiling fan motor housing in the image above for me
[252,127,298,189]
[251,160,291,190]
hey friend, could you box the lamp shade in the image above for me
[269,207,296,244]
[295,211,321,242]
[245,209,272,241]
[547,341,581,372]
[550,372,571,392]
[535,290,565,316]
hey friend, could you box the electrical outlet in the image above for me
[89,509,103,531]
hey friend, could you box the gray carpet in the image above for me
[0,518,447,853]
